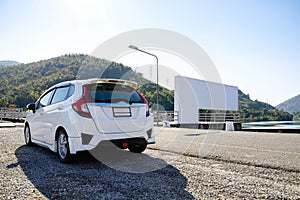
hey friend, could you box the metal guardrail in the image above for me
[199,112,240,122]
[152,111,178,122]
[0,108,26,121]
[1,107,240,123]
[152,111,240,123]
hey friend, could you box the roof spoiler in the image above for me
[86,79,138,88]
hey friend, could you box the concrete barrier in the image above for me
[225,121,235,131]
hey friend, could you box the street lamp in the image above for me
[128,45,159,126]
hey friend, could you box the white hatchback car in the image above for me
[25,78,154,163]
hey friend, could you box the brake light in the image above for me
[136,90,150,117]
[72,86,92,118]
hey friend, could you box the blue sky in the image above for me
[0,0,299,106]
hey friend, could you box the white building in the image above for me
[174,76,238,124]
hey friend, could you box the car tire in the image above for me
[57,129,73,163]
[128,141,147,153]
[24,125,33,146]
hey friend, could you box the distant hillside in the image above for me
[239,91,292,122]
[0,54,292,122]
[0,60,20,68]
[276,94,300,114]
[276,94,300,121]
[0,54,171,110]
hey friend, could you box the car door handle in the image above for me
[57,105,64,110]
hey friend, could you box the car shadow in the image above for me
[13,144,195,199]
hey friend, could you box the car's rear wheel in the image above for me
[128,140,147,153]
[57,129,72,163]
[24,125,32,146]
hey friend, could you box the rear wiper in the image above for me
[95,99,111,103]
[129,101,143,104]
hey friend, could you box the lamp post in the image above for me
[128,45,159,126]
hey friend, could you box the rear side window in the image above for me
[51,87,70,104]
[66,84,75,98]
[37,90,54,109]
[87,83,143,104]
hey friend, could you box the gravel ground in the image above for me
[0,127,300,199]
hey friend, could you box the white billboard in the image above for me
[174,76,238,123]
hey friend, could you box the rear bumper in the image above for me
[68,114,154,154]
[69,128,155,154]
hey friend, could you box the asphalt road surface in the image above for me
[0,127,299,199]
[151,127,300,172]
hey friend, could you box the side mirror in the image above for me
[27,103,36,113]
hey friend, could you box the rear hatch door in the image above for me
[86,83,148,133]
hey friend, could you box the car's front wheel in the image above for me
[57,129,72,163]
[24,125,32,146]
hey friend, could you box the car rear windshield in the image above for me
[87,83,144,104]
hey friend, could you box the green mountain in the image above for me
[0,54,292,122]
[238,91,292,122]
[0,54,172,110]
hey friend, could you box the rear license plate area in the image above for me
[112,107,132,117]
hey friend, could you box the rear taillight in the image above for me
[72,86,92,118]
[136,90,150,117]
